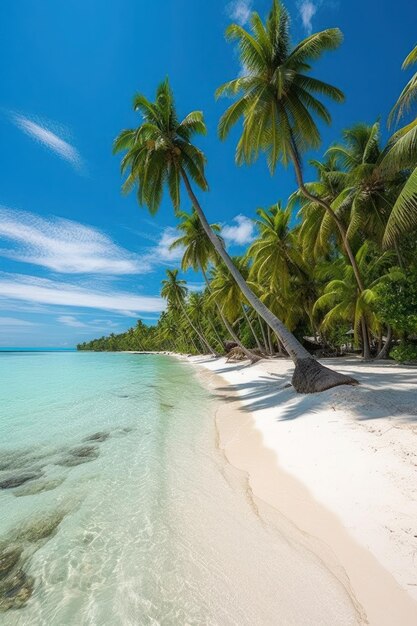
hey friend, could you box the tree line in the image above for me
[78,1,417,393]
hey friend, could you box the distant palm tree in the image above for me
[210,257,272,354]
[187,291,224,352]
[217,0,364,292]
[247,203,306,294]
[383,44,417,245]
[160,269,217,355]
[170,209,259,360]
[114,79,356,391]
[314,244,396,358]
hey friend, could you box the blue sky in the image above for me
[0,0,415,347]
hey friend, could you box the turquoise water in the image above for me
[0,352,360,625]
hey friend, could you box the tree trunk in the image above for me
[267,324,274,355]
[241,305,265,353]
[275,333,286,356]
[375,325,393,360]
[207,316,225,352]
[180,169,357,393]
[179,299,218,356]
[257,314,269,353]
[361,317,371,360]
[201,267,260,362]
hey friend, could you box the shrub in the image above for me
[391,343,417,363]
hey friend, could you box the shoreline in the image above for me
[179,353,417,625]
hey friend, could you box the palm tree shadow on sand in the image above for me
[212,360,417,424]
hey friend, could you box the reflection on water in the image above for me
[0,353,360,625]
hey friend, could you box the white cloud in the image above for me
[0,207,152,275]
[227,0,253,25]
[153,226,184,263]
[222,214,255,246]
[0,274,164,315]
[298,1,318,34]
[10,113,83,170]
[9,112,84,172]
[58,315,86,328]
[0,317,36,326]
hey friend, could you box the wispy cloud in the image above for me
[298,0,318,34]
[0,207,152,275]
[57,315,86,328]
[0,317,36,327]
[222,215,255,246]
[9,112,84,172]
[227,0,253,25]
[0,274,164,315]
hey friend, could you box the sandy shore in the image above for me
[178,354,417,626]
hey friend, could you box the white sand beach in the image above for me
[184,355,417,626]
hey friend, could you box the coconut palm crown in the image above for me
[216,0,344,172]
[113,78,207,214]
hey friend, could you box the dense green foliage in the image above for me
[78,2,417,363]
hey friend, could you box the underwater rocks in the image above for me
[17,511,66,543]
[13,478,65,498]
[0,548,22,578]
[57,445,99,467]
[83,431,109,443]
[0,546,36,612]
[0,569,34,612]
[0,471,43,490]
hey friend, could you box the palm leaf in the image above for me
[383,165,417,246]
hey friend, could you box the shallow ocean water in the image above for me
[0,352,360,625]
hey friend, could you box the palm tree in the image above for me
[383,44,417,245]
[314,244,396,359]
[160,269,217,355]
[217,0,365,293]
[247,203,306,294]
[170,209,258,360]
[114,79,356,392]
[187,291,224,352]
[327,123,405,253]
[290,155,345,260]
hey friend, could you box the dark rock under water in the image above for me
[0,471,43,490]
[13,478,65,498]
[0,548,22,579]
[83,432,109,443]
[17,511,66,544]
[57,445,99,467]
[0,569,34,612]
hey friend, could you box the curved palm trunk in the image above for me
[201,268,260,362]
[178,299,218,356]
[181,169,357,392]
[289,144,365,293]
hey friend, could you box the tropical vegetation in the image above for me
[78,1,417,389]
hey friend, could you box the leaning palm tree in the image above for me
[170,209,259,360]
[383,44,417,245]
[114,79,356,392]
[160,269,217,355]
[217,0,364,292]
